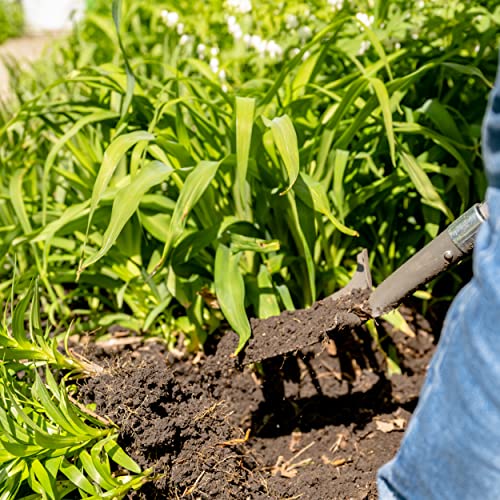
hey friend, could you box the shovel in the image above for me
[227,202,489,365]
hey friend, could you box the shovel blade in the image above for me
[238,250,373,365]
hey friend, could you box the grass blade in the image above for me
[31,459,57,500]
[86,130,155,237]
[214,244,251,354]
[81,161,173,271]
[60,459,98,495]
[267,115,300,194]
[256,265,281,319]
[294,173,358,236]
[400,151,452,219]
[112,0,136,124]
[162,160,222,260]
[368,77,396,166]
[234,97,255,220]
[42,110,120,225]
[9,169,32,235]
[104,439,141,474]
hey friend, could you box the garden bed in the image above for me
[78,305,436,499]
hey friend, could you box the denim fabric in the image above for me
[377,66,500,498]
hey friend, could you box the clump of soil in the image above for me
[78,304,436,499]
[217,288,371,366]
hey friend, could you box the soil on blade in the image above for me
[78,304,436,499]
[216,288,370,366]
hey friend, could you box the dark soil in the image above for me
[223,288,371,366]
[78,304,436,499]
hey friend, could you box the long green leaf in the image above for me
[294,173,358,236]
[419,99,464,143]
[31,460,57,500]
[60,459,98,496]
[112,0,136,123]
[162,160,221,260]
[42,110,120,224]
[104,439,142,474]
[256,265,281,319]
[82,161,173,270]
[85,130,155,238]
[368,77,396,166]
[267,115,300,194]
[9,169,32,235]
[32,373,78,435]
[286,194,316,305]
[12,285,34,348]
[234,97,255,220]
[214,244,251,354]
[80,449,117,490]
[400,152,452,219]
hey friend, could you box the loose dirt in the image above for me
[78,303,436,499]
[216,288,371,367]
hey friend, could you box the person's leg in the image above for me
[377,60,500,499]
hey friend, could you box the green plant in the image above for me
[0,0,23,43]
[0,1,498,497]
[0,282,150,498]
[0,0,497,351]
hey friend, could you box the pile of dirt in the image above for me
[78,304,436,499]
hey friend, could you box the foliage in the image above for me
[0,0,23,44]
[0,0,498,352]
[0,282,150,498]
[0,1,498,497]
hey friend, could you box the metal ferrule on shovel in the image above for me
[361,202,488,318]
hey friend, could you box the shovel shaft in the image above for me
[369,203,488,317]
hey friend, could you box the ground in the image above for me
[0,32,439,500]
[77,304,436,499]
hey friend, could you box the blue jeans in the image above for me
[377,63,500,499]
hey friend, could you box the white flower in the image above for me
[297,25,312,41]
[358,40,371,55]
[210,46,220,56]
[197,43,206,58]
[218,69,227,80]
[289,47,300,58]
[302,50,311,61]
[160,9,168,21]
[227,15,243,39]
[266,40,283,59]
[355,12,374,28]
[165,11,179,28]
[225,0,252,14]
[240,0,252,13]
[180,34,191,45]
[209,57,220,72]
[232,27,243,39]
[222,84,228,93]
[176,23,184,35]
[243,33,251,45]
[285,14,298,30]
[250,34,265,53]
[256,41,267,54]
